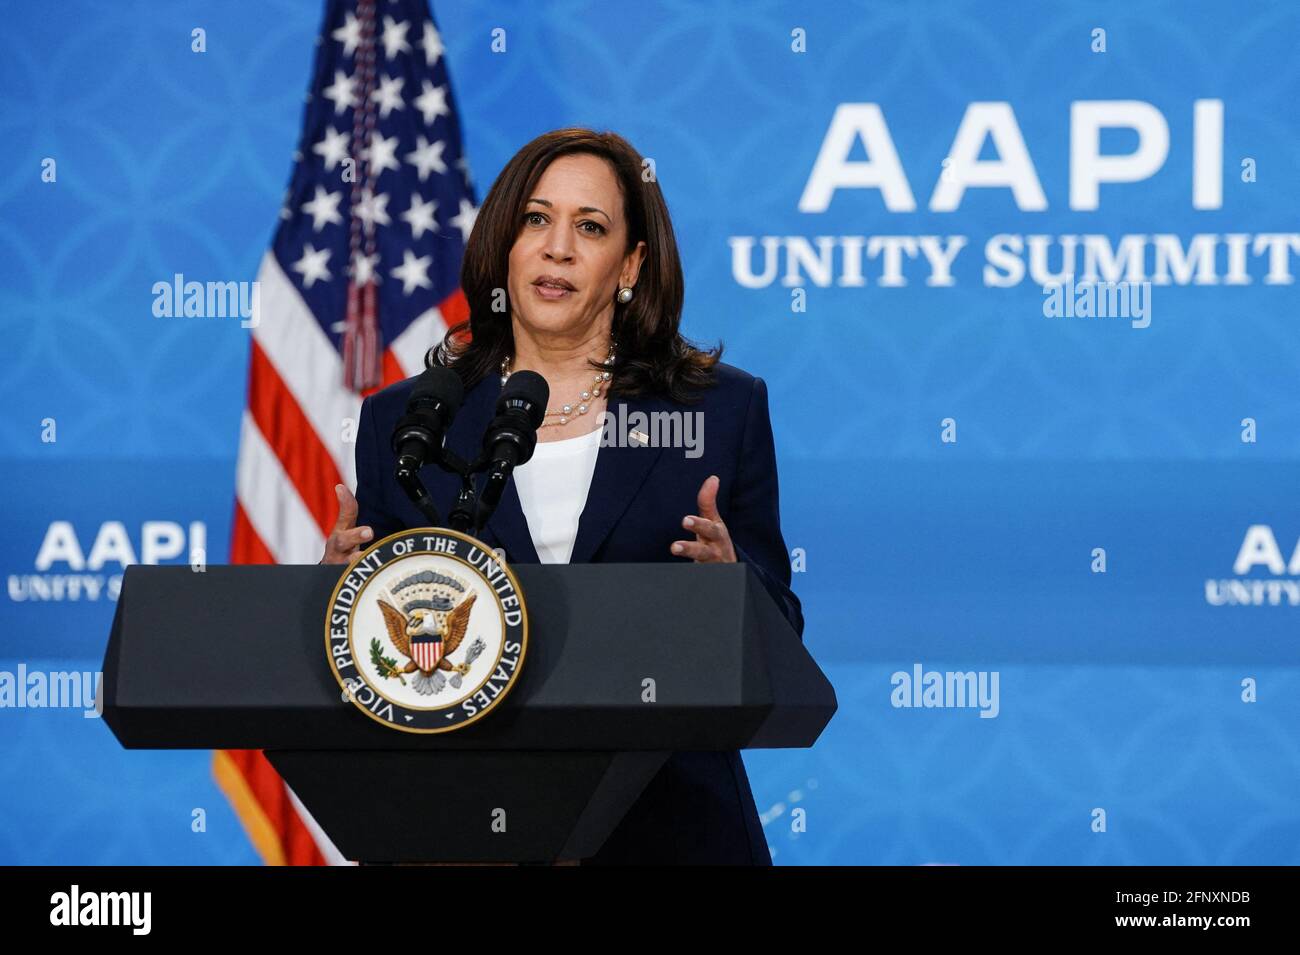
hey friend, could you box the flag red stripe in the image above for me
[214,750,326,866]
[230,499,275,565]
[441,288,470,334]
[378,348,406,392]
[246,339,344,538]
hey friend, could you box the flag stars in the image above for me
[451,198,479,243]
[285,16,474,306]
[421,21,444,66]
[391,249,433,295]
[292,244,332,288]
[322,70,358,114]
[372,74,406,119]
[364,132,401,176]
[351,251,381,286]
[301,185,343,232]
[313,126,350,171]
[405,135,446,182]
[413,80,449,126]
[381,16,411,59]
[355,188,391,228]
[332,11,362,56]
[401,195,440,239]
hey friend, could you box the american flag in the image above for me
[212,0,476,866]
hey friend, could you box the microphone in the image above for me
[391,367,464,479]
[476,370,548,527]
[390,367,464,526]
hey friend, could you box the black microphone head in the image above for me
[498,370,549,430]
[392,367,464,464]
[410,366,464,418]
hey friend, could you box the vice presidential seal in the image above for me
[325,528,528,734]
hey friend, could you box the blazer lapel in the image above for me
[486,470,541,564]
[567,394,668,565]
[446,376,668,566]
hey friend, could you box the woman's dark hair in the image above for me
[425,127,722,403]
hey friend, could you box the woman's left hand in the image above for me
[671,474,737,563]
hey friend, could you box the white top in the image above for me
[512,426,603,564]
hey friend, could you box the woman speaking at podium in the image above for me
[321,128,803,865]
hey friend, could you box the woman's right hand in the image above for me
[320,483,374,564]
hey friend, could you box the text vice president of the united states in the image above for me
[320,127,804,866]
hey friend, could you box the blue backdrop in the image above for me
[3,0,1299,864]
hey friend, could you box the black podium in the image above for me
[101,562,836,863]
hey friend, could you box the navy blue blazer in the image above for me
[353,360,803,865]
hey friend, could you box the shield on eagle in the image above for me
[410,629,443,671]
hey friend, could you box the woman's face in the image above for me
[507,153,646,344]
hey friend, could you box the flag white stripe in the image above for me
[287,786,352,866]
[389,306,445,378]
[252,251,363,488]
[235,411,325,564]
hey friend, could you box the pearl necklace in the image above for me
[500,345,615,427]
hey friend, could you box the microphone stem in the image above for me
[395,470,442,527]
[447,480,476,534]
[475,469,508,530]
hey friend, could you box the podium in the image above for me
[101,562,836,863]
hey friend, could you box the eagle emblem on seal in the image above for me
[370,569,486,696]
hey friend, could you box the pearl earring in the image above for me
[616,286,634,304]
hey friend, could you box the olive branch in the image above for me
[369,638,407,685]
